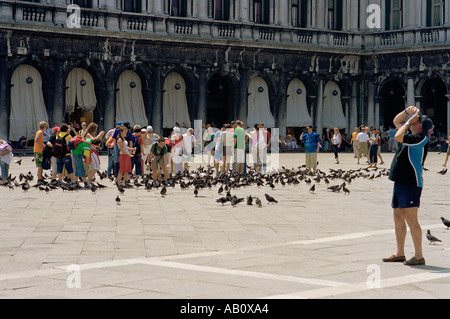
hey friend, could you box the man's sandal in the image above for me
[382,255,406,263]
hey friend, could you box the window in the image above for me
[385,0,402,30]
[121,0,141,12]
[170,0,188,17]
[328,0,342,30]
[213,0,231,20]
[427,0,445,26]
[253,0,270,24]
[291,0,307,27]
[73,0,93,8]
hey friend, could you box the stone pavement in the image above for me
[0,151,449,300]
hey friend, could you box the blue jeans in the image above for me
[370,145,378,164]
[107,147,114,177]
[1,161,9,179]
[131,155,142,175]
[56,155,74,174]
[73,153,85,177]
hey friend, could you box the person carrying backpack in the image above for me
[131,125,144,177]
[53,124,76,184]
[70,135,92,188]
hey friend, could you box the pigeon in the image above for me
[115,195,121,204]
[160,186,167,197]
[246,195,253,206]
[194,188,198,197]
[441,217,450,229]
[218,185,223,194]
[309,184,315,193]
[216,197,228,205]
[438,168,448,175]
[117,185,125,194]
[426,230,442,244]
[15,158,22,165]
[255,197,262,208]
[342,185,350,195]
[265,194,278,204]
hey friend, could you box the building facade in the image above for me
[0,0,449,141]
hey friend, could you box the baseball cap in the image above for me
[116,121,123,126]
[53,126,60,132]
[147,126,153,131]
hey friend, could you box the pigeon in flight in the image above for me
[426,230,442,244]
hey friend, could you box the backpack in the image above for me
[68,135,86,151]
[53,135,68,158]
[133,134,141,155]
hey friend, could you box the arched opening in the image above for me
[247,76,275,128]
[9,64,49,142]
[421,77,447,138]
[162,71,191,130]
[379,79,405,127]
[286,78,311,140]
[115,70,147,127]
[65,67,97,128]
[323,80,346,131]
[206,73,232,128]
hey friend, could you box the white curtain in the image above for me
[247,76,275,128]
[286,79,312,127]
[65,67,97,114]
[9,64,49,141]
[323,81,347,129]
[162,72,191,128]
[116,70,148,126]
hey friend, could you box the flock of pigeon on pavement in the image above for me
[1,156,449,245]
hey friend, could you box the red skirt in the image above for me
[119,154,132,173]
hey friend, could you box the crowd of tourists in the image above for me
[0,119,449,184]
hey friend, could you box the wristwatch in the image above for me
[405,122,412,128]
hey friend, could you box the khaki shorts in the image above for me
[358,142,368,157]
[151,155,166,171]
[305,153,317,169]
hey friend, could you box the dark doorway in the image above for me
[421,77,447,137]
[379,80,405,127]
[207,74,231,128]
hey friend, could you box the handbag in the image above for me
[43,156,51,170]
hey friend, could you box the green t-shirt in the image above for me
[150,142,168,156]
[73,140,91,156]
[234,127,246,150]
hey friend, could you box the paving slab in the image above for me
[0,151,449,301]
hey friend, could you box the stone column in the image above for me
[0,54,8,140]
[367,81,375,127]
[104,62,116,132]
[277,73,287,137]
[152,0,163,14]
[52,57,65,126]
[151,64,163,136]
[316,79,324,135]
[407,76,415,107]
[342,96,351,134]
[197,0,208,18]
[350,80,358,130]
[316,0,326,29]
[196,65,208,126]
[238,66,249,126]
[239,0,249,22]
